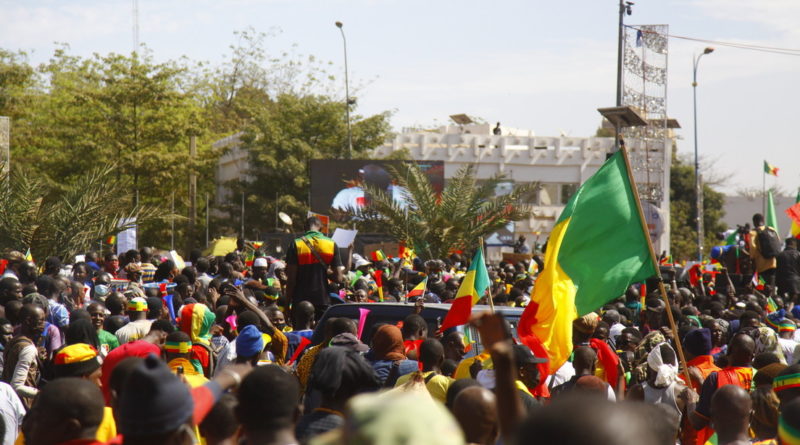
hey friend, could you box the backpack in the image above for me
[757,227,782,259]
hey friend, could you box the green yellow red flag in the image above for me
[439,246,490,331]
[517,150,658,373]
[406,277,427,299]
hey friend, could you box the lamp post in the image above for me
[692,47,714,261]
[335,21,353,159]
[614,0,633,152]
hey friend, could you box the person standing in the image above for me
[1,304,45,408]
[776,237,800,299]
[749,213,780,287]
[285,217,343,319]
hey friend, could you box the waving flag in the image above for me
[518,150,657,373]
[439,247,490,332]
[788,190,800,239]
[764,160,779,177]
[406,277,427,299]
[767,190,780,234]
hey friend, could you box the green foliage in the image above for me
[669,154,726,261]
[0,164,163,261]
[353,163,536,260]
[0,29,392,253]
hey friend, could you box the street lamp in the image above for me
[335,21,353,159]
[692,46,714,261]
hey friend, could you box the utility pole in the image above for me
[132,0,140,54]
[692,47,714,261]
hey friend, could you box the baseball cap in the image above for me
[513,344,548,367]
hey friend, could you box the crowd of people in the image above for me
[0,214,799,444]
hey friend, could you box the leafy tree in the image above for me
[0,163,162,261]
[669,152,726,261]
[352,163,537,260]
[215,93,391,236]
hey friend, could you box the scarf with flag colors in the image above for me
[406,277,427,299]
[439,247,490,332]
[764,160,779,176]
[517,150,658,374]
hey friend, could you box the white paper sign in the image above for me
[331,228,358,247]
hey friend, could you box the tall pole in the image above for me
[188,135,197,254]
[613,1,630,152]
[692,47,714,262]
[170,192,175,251]
[241,190,245,240]
[205,192,209,247]
[336,21,353,159]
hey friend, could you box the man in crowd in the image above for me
[285,216,344,320]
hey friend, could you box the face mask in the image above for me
[95,284,110,297]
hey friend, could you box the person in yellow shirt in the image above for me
[395,338,454,403]
[165,331,210,388]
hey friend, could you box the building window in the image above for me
[560,184,578,205]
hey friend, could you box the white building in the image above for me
[372,123,672,257]
[214,123,673,257]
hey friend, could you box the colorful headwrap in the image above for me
[164,340,192,354]
[780,319,797,333]
[779,415,800,445]
[127,297,149,312]
[53,343,101,378]
[773,373,800,393]
[178,303,215,347]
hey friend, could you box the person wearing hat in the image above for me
[511,343,548,409]
[165,331,209,388]
[571,313,623,394]
[51,343,117,443]
[681,328,721,392]
[116,355,249,445]
[114,297,154,345]
[124,262,143,287]
[235,325,266,367]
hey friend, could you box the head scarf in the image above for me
[756,327,787,365]
[683,328,712,357]
[647,342,679,387]
[370,325,406,361]
[236,325,264,358]
[178,303,215,346]
[574,313,600,335]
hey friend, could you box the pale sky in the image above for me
[2,0,799,193]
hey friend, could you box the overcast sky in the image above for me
[2,0,799,194]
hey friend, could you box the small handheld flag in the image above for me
[406,277,427,300]
[370,250,386,262]
[24,248,33,262]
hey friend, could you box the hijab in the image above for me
[370,324,406,362]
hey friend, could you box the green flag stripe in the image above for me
[555,151,658,315]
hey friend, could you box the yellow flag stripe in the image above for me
[529,217,578,373]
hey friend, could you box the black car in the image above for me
[310,302,524,357]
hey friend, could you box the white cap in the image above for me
[253,257,268,268]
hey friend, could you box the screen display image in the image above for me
[309,160,444,221]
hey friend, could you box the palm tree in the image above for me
[352,163,537,260]
[0,163,164,261]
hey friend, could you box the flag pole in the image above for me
[480,237,495,313]
[619,146,693,385]
[762,167,766,216]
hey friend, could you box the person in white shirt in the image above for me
[114,297,154,344]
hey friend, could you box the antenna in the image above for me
[132,0,140,54]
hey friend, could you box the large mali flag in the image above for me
[518,150,658,373]
[439,246,490,332]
